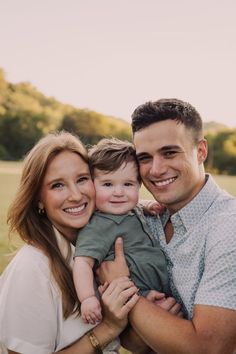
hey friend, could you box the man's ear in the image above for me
[197,138,208,163]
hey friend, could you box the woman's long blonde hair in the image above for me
[7,131,89,318]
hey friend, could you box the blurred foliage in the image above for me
[0,68,131,159]
[205,129,236,175]
[1,68,236,174]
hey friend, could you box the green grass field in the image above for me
[1,161,236,275]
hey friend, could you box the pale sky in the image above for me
[1,0,236,127]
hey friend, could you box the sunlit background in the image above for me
[1,0,236,126]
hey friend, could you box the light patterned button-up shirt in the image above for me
[147,174,236,319]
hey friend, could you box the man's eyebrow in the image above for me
[135,152,150,158]
[136,145,181,157]
[159,145,181,151]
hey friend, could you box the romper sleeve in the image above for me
[0,247,59,354]
[75,215,117,264]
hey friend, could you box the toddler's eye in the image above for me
[103,182,112,187]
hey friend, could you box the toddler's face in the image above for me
[94,161,140,215]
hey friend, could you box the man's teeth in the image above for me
[65,205,85,213]
[154,177,176,186]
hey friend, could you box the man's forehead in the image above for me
[133,121,192,148]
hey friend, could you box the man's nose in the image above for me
[150,156,167,176]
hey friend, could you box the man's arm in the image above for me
[97,238,236,354]
[130,297,236,354]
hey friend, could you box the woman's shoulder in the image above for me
[1,244,51,280]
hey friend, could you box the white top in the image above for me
[0,232,119,353]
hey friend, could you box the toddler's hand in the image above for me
[147,290,184,318]
[142,200,166,215]
[146,290,166,305]
[81,296,102,325]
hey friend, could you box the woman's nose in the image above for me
[68,185,83,201]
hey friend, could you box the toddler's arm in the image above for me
[73,256,102,324]
[139,199,166,215]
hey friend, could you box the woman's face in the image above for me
[39,150,95,243]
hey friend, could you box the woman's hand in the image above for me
[99,277,139,335]
[96,237,129,284]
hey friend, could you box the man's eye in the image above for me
[137,155,152,163]
[163,151,177,157]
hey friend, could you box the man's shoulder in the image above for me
[209,190,236,218]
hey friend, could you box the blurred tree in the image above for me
[61,109,131,146]
[205,129,236,175]
[0,112,45,159]
[0,69,8,114]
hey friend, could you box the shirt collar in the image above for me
[162,174,221,231]
[171,174,220,230]
[95,210,135,224]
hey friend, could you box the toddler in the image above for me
[73,138,169,324]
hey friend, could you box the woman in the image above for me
[0,131,139,354]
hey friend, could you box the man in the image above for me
[98,99,236,353]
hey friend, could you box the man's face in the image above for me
[133,120,207,213]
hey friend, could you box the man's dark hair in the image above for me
[88,138,141,183]
[131,98,203,144]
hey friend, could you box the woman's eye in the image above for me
[51,182,63,189]
[77,176,89,183]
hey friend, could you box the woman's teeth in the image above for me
[65,205,86,213]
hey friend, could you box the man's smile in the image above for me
[150,177,177,187]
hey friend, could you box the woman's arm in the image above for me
[7,277,139,354]
[57,277,139,353]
